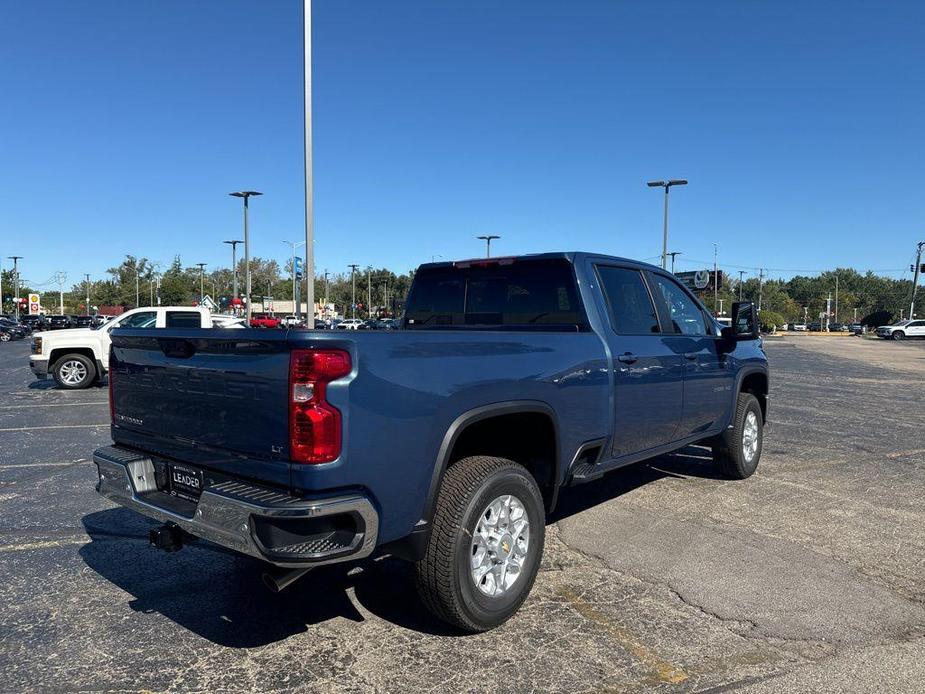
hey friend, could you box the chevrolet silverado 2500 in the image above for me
[94,253,768,632]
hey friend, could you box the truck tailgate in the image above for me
[109,330,292,462]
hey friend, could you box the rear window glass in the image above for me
[165,311,202,328]
[404,259,587,330]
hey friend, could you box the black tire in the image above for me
[0,332,9,342]
[893,331,905,341]
[712,392,763,479]
[416,456,546,633]
[52,353,96,390]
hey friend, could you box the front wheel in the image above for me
[416,456,546,632]
[53,354,96,389]
[893,331,905,340]
[712,392,764,479]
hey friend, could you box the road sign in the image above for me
[294,256,304,280]
[28,293,40,315]
[200,295,217,311]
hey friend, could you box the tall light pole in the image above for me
[8,256,22,320]
[84,274,91,314]
[134,262,141,308]
[229,191,262,323]
[223,239,243,306]
[667,251,681,274]
[647,179,688,270]
[738,270,746,302]
[196,263,207,303]
[477,235,500,258]
[367,266,373,318]
[303,0,316,326]
[348,264,359,318]
[712,242,719,316]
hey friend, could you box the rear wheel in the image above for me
[893,331,905,340]
[712,392,763,479]
[53,354,96,389]
[0,332,9,342]
[416,455,545,632]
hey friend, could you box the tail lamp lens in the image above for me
[289,349,351,463]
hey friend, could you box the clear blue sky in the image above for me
[1,0,923,290]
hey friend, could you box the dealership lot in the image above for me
[1,337,923,693]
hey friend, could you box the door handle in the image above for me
[683,352,699,360]
[617,353,637,364]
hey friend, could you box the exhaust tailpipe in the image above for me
[262,566,312,593]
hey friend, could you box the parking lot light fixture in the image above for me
[196,263,207,303]
[647,179,688,269]
[229,191,263,323]
[7,256,22,320]
[477,235,500,258]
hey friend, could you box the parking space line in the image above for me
[1,460,89,469]
[0,402,109,409]
[557,587,689,685]
[0,424,109,432]
[0,537,89,553]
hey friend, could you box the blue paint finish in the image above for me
[106,252,768,548]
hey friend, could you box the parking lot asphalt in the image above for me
[1,336,923,693]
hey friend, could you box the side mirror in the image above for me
[728,301,760,341]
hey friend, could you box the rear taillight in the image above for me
[289,349,351,464]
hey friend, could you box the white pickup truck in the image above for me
[29,306,231,389]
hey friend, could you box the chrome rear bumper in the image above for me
[93,445,378,568]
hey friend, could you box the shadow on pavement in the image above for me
[80,447,718,646]
[79,508,457,647]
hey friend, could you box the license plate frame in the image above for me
[168,463,203,502]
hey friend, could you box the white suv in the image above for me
[875,319,925,340]
[30,306,214,389]
[336,318,365,330]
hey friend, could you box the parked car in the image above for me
[96,252,768,633]
[876,319,925,340]
[0,324,23,342]
[791,323,807,331]
[47,315,72,330]
[20,314,48,331]
[30,306,218,389]
[849,323,863,335]
[807,322,822,332]
[336,318,365,330]
[279,315,304,328]
[74,315,94,328]
[250,313,282,329]
[313,319,328,329]
[0,318,29,339]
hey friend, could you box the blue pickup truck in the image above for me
[94,252,768,632]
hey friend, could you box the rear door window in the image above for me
[404,259,586,330]
[596,266,660,334]
[119,311,157,329]
[165,311,203,328]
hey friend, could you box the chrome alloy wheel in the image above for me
[470,494,530,597]
[742,410,760,463]
[59,359,88,386]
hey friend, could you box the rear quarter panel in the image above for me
[293,330,610,544]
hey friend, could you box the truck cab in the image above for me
[30,306,213,389]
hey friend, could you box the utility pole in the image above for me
[910,240,924,318]
[667,251,681,274]
[825,292,832,332]
[84,274,91,314]
[834,273,839,324]
[135,262,140,308]
[348,264,359,318]
[8,256,22,320]
[323,270,329,305]
[757,269,765,312]
[149,277,155,306]
[477,235,500,258]
[223,240,243,305]
[56,272,66,315]
[738,270,746,302]
[803,306,809,324]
